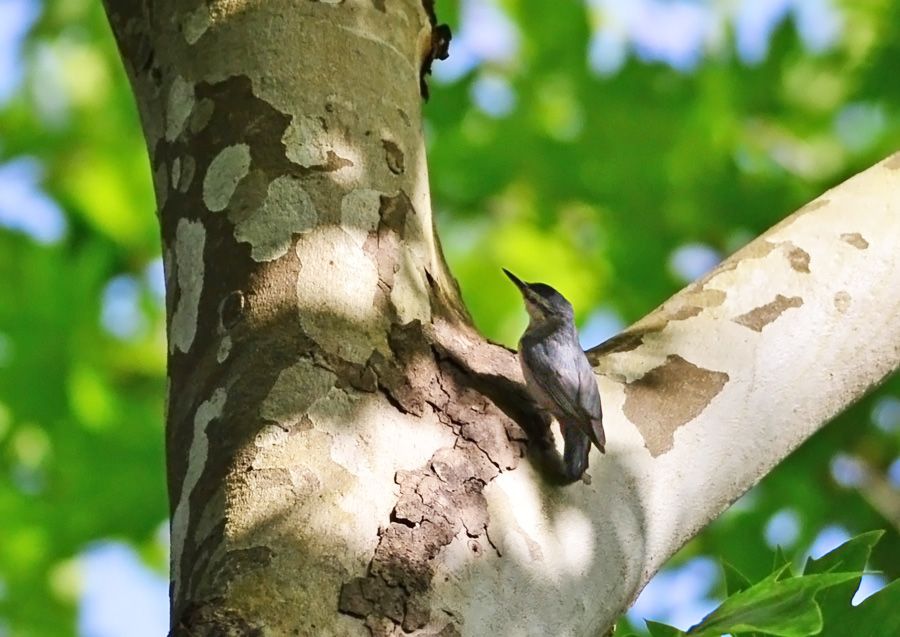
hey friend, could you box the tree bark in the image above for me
[103,1,900,635]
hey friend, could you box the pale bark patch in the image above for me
[282,116,327,167]
[283,114,359,181]
[171,157,182,190]
[623,355,729,456]
[189,98,215,134]
[153,161,168,212]
[163,246,174,287]
[341,188,383,247]
[171,387,227,601]
[309,389,454,513]
[288,466,320,491]
[481,473,599,581]
[295,227,386,364]
[551,507,596,576]
[177,155,196,193]
[244,391,453,634]
[834,290,852,313]
[254,423,289,448]
[170,219,206,353]
[733,294,804,332]
[390,248,431,324]
[260,357,337,426]
[202,143,252,212]
[216,334,232,362]
[234,175,317,261]
[166,75,195,141]
[183,2,212,45]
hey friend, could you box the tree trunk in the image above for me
[103,1,900,635]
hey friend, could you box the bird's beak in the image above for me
[502,268,528,294]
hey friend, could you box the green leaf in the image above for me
[687,571,863,637]
[722,561,753,596]
[820,578,900,637]
[772,546,793,578]
[803,530,883,629]
[646,620,686,637]
[803,531,883,576]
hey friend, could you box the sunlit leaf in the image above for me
[687,571,863,636]
[646,620,685,637]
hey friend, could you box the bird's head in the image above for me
[503,269,575,323]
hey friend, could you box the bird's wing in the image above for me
[574,353,605,451]
[521,338,583,417]
[574,353,602,418]
[521,336,605,451]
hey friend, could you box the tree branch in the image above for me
[461,155,900,634]
[101,0,900,633]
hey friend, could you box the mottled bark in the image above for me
[103,1,900,635]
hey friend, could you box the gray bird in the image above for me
[503,269,605,481]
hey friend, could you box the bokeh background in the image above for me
[1,0,899,635]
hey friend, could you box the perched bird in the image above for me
[503,269,605,481]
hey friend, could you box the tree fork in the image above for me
[103,0,900,635]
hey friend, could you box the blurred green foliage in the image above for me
[0,0,898,635]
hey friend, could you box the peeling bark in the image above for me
[732,294,804,332]
[622,355,729,456]
[103,1,900,635]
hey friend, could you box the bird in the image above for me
[503,268,605,482]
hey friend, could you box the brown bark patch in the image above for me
[841,233,869,250]
[623,355,729,456]
[662,288,727,322]
[382,139,405,174]
[173,598,263,637]
[783,242,810,273]
[668,305,702,320]
[733,295,803,332]
[340,576,406,623]
[370,321,437,416]
[692,287,727,308]
[340,320,531,635]
[730,238,778,264]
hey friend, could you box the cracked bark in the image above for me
[104,0,900,635]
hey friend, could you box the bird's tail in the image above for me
[561,422,591,482]
[589,417,606,453]
[559,417,605,481]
